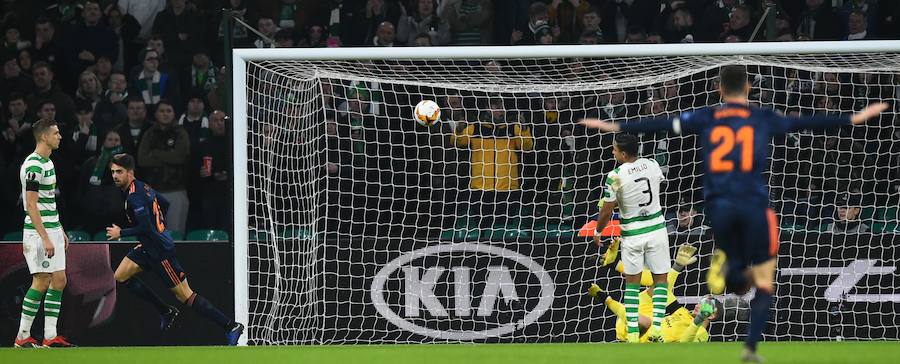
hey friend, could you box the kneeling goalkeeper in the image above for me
[588,242,722,343]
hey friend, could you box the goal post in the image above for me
[233,41,900,346]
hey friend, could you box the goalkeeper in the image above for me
[588,242,722,343]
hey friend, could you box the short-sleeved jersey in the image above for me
[621,102,850,203]
[20,152,61,231]
[601,158,666,236]
[123,180,175,257]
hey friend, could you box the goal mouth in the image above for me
[233,41,900,345]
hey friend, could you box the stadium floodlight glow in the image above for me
[233,41,900,345]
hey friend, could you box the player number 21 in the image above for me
[709,125,754,173]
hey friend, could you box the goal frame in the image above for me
[231,40,900,346]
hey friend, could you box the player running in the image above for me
[14,119,75,348]
[580,65,888,361]
[593,133,670,343]
[105,153,244,345]
[588,243,722,343]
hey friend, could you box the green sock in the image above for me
[624,283,640,335]
[43,289,63,339]
[652,283,667,333]
[17,288,44,339]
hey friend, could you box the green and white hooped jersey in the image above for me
[20,152,60,230]
[600,158,665,237]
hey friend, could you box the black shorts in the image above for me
[127,244,187,288]
[706,198,779,267]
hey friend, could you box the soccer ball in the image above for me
[413,100,441,127]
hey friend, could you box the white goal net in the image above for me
[234,44,900,345]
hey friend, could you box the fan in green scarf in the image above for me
[89,145,124,186]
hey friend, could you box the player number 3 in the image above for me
[709,125,754,173]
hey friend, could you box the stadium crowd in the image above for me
[2,0,900,239]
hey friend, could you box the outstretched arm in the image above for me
[580,116,674,134]
[781,102,889,132]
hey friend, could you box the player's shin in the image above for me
[624,283,640,343]
[746,286,773,352]
[42,288,63,339]
[651,283,667,336]
[187,293,233,329]
[17,288,44,340]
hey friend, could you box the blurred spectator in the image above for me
[698,0,741,42]
[129,48,180,110]
[104,4,142,72]
[27,61,76,125]
[667,203,709,236]
[45,0,84,31]
[182,51,217,98]
[531,95,572,219]
[254,17,279,48]
[32,17,62,68]
[93,55,113,88]
[662,7,696,43]
[840,0,878,38]
[212,0,252,54]
[304,24,326,48]
[578,30,599,45]
[511,2,548,45]
[825,194,869,233]
[94,71,130,133]
[442,0,493,45]
[76,129,125,233]
[844,11,873,40]
[68,100,100,166]
[178,95,209,147]
[274,28,296,47]
[138,100,190,233]
[1,56,34,102]
[143,35,171,73]
[16,48,34,76]
[452,97,533,228]
[75,70,102,109]
[1,93,34,162]
[152,0,205,71]
[797,0,841,41]
[397,0,451,46]
[4,24,32,52]
[36,100,57,123]
[579,7,605,43]
[722,5,753,41]
[197,110,229,230]
[372,21,396,46]
[363,0,404,44]
[115,97,150,157]
[535,23,555,44]
[63,0,119,91]
[118,0,166,41]
[413,32,433,46]
[624,26,648,43]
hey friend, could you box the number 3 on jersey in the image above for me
[709,125,754,173]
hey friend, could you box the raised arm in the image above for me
[580,115,681,134]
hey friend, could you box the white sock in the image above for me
[17,314,35,340]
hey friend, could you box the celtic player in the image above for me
[588,243,722,343]
[594,133,670,343]
[14,119,74,348]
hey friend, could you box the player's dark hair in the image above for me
[614,133,640,157]
[719,65,749,96]
[111,153,136,171]
[713,297,725,321]
[32,119,57,141]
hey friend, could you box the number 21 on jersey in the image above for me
[709,125,754,173]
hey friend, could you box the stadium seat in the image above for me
[875,207,899,221]
[2,231,23,241]
[186,229,229,241]
[67,230,90,241]
[169,231,184,240]
[249,230,271,241]
[532,224,575,238]
[279,228,312,239]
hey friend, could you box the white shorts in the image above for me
[620,229,670,275]
[23,229,66,274]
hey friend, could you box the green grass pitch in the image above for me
[2,342,899,364]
